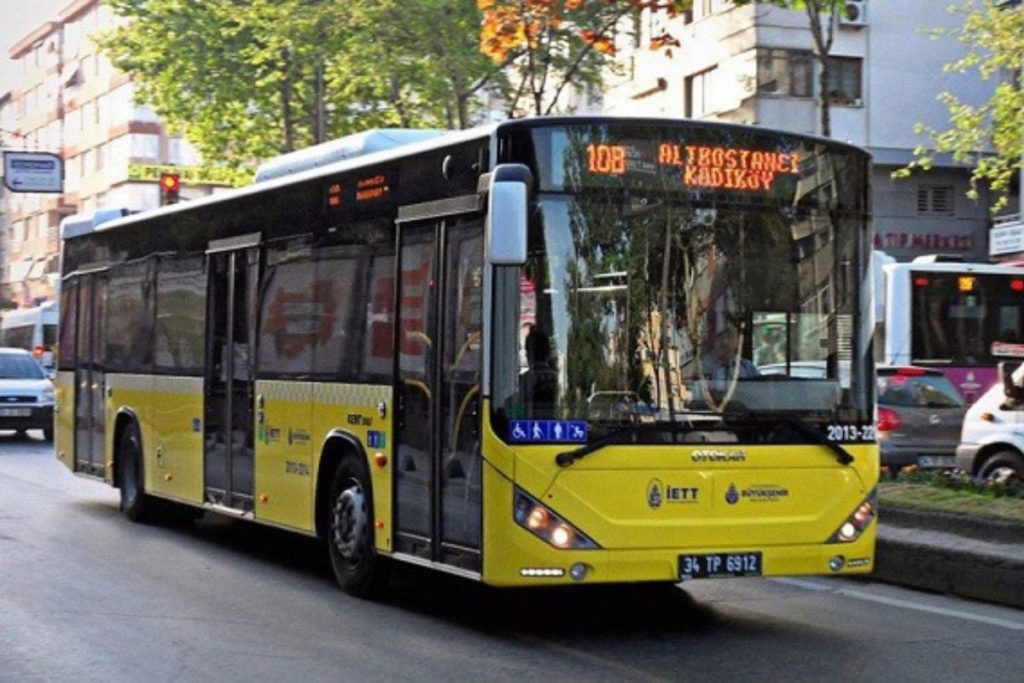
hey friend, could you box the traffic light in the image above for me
[159,172,181,205]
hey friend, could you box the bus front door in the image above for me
[394,209,484,574]
[73,273,107,477]
[203,241,259,511]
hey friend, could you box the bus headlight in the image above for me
[827,489,877,543]
[514,488,599,550]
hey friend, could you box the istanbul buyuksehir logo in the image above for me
[725,483,739,505]
[647,479,663,509]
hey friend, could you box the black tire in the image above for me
[978,450,1024,482]
[118,423,154,522]
[42,427,53,442]
[327,455,389,598]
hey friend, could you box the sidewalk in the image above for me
[873,507,1024,609]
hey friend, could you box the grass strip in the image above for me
[880,482,1024,526]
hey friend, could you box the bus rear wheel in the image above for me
[118,423,153,523]
[327,455,388,598]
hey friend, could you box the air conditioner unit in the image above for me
[839,1,867,28]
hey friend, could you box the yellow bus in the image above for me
[56,117,877,596]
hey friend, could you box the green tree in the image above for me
[98,0,501,171]
[734,0,851,138]
[331,0,507,131]
[895,0,1024,214]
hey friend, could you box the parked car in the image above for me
[586,391,656,423]
[0,347,55,440]
[876,366,966,471]
[956,362,1024,480]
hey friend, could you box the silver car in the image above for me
[0,347,55,440]
[876,366,966,471]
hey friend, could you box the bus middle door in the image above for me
[204,235,260,512]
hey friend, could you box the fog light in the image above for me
[829,555,845,572]
[570,563,589,582]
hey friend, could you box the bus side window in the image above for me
[259,238,314,379]
[155,255,206,376]
[105,259,155,374]
[59,282,78,371]
[310,245,361,381]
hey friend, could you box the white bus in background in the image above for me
[876,253,1024,404]
[0,300,59,372]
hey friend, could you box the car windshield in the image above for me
[491,124,874,441]
[877,373,965,409]
[0,353,46,380]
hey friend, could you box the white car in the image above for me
[0,347,55,440]
[955,363,1024,480]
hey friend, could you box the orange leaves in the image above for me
[480,5,534,63]
[479,0,635,63]
[580,29,615,55]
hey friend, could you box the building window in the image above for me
[685,66,717,118]
[130,133,160,160]
[757,49,813,97]
[825,56,862,106]
[917,186,955,215]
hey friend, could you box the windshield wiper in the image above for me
[724,414,854,466]
[555,415,725,468]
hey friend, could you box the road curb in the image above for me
[874,534,1024,609]
[881,506,1024,544]
[874,507,1024,609]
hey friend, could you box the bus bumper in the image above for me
[483,524,877,587]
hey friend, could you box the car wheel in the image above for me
[978,450,1024,482]
[327,455,388,598]
[118,423,153,522]
[42,427,53,441]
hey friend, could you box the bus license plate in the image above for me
[679,552,762,579]
[0,408,31,417]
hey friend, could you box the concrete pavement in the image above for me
[874,507,1024,609]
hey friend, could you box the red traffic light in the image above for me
[159,172,181,205]
[160,173,181,192]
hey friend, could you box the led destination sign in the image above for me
[584,141,801,192]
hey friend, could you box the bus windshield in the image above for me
[910,271,1024,366]
[493,123,873,440]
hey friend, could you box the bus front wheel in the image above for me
[118,423,153,523]
[327,455,388,598]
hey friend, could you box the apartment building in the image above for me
[597,0,1010,262]
[0,0,228,309]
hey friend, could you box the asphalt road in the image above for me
[3,433,1023,682]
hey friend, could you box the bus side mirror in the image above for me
[485,164,532,266]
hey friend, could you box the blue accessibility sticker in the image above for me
[367,431,386,448]
[509,420,587,443]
